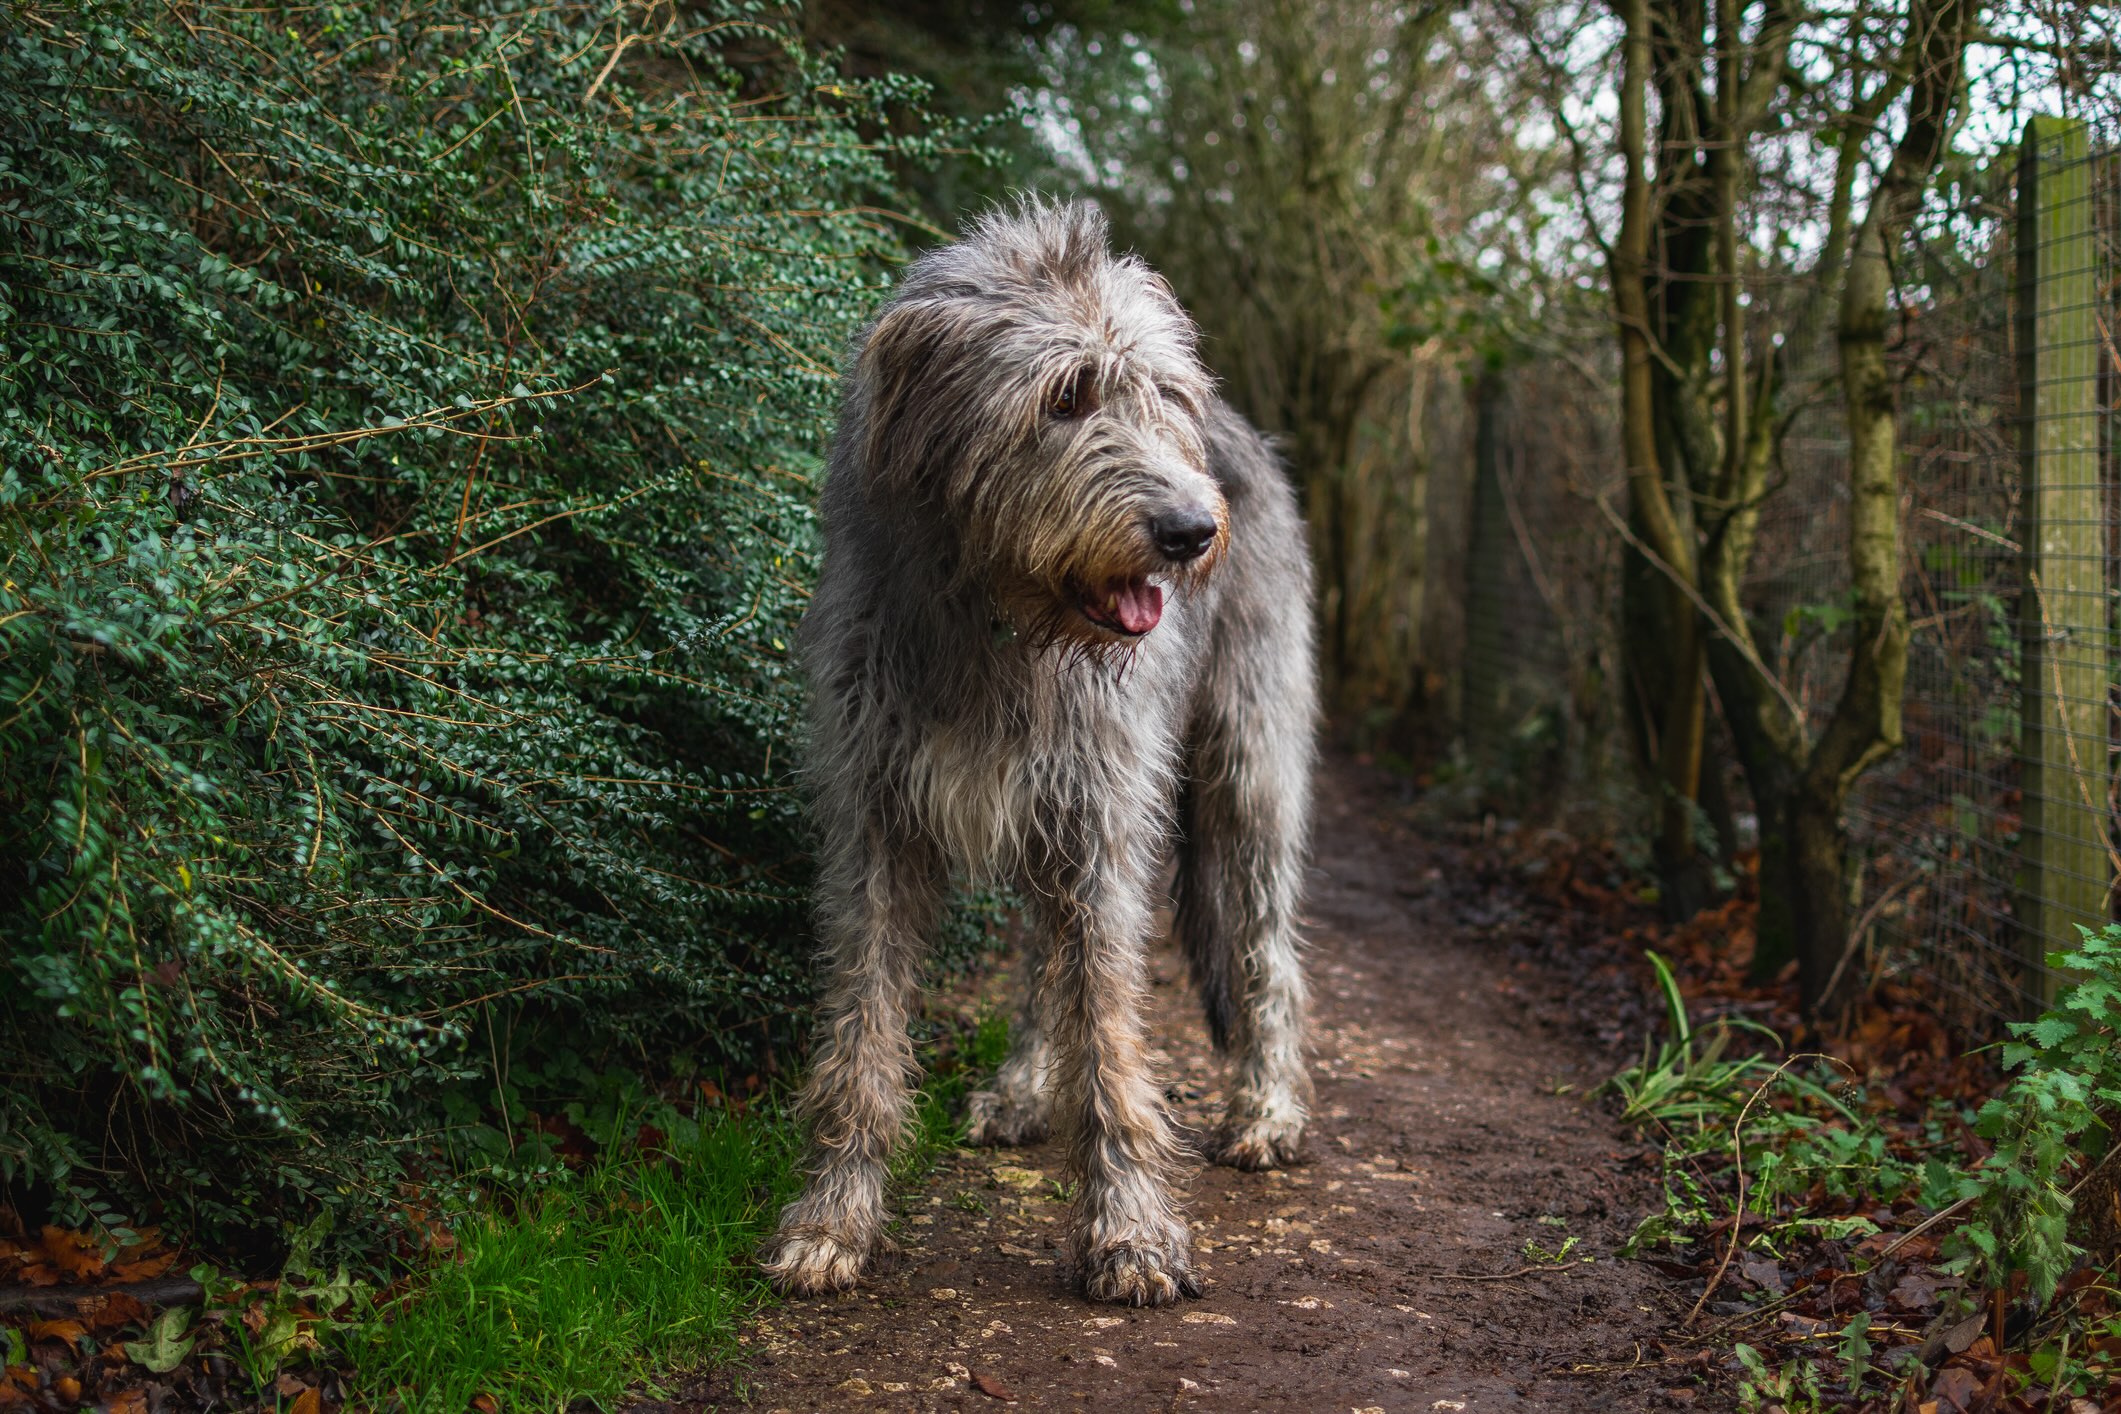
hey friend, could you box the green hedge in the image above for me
[0,0,939,1248]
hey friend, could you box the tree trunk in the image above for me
[1751,790,1798,978]
[1788,0,1967,1014]
[1715,645,1804,976]
[1787,783,1855,1011]
[1611,0,1709,903]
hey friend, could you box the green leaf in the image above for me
[2027,1015,2079,1050]
[123,1307,195,1374]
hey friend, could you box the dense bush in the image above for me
[0,0,942,1247]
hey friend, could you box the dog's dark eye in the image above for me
[1049,374,1086,419]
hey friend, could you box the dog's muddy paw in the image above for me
[1211,1115,1306,1171]
[964,1088,1051,1147]
[760,1227,866,1297]
[1078,1238,1202,1307]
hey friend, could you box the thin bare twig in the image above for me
[1817,870,1929,1014]
[583,30,647,106]
[77,375,607,483]
[1590,488,1808,726]
[1432,1262,1591,1282]
[1686,1052,1842,1327]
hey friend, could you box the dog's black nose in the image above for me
[1150,507,1219,563]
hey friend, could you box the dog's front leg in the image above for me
[763,822,943,1297]
[1036,835,1200,1307]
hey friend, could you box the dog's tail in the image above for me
[1171,775,1240,1053]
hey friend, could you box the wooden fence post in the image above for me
[2017,114,2108,1009]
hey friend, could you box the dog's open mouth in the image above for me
[1078,577,1164,636]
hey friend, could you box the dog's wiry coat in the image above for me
[762,200,1318,1307]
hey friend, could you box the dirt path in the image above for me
[708,768,1682,1411]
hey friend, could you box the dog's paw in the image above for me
[760,1227,866,1297]
[1077,1235,1203,1308]
[1211,1113,1306,1171]
[964,1087,1051,1147]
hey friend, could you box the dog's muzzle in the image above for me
[1075,501,1220,639]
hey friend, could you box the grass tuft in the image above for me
[345,1113,799,1411]
[347,1013,1011,1410]
[1602,950,1783,1127]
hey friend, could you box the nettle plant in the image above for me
[1943,925,2121,1303]
[0,0,955,1246]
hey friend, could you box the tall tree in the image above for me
[1532,0,1977,1007]
[1708,0,1975,1015]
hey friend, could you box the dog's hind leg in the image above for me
[1174,698,1315,1172]
[1033,809,1199,1307]
[964,932,1054,1146]
[762,819,943,1297]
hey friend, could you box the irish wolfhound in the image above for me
[762,199,1317,1307]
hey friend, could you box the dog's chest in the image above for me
[904,722,1040,880]
[901,654,1188,880]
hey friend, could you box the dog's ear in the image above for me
[854,296,981,497]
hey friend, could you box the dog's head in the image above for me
[848,198,1224,648]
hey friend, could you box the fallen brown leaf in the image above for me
[291,1387,320,1414]
[36,1230,102,1282]
[105,1390,147,1414]
[1930,1364,1980,1414]
[111,1252,177,1282]
[470,1393,500,1414]
[82,1291,150,1332]
[26,1319,86,1352]
[50,1376,79,1402]
[1889,1270,1941,1312]
[971,1371,1017,1402]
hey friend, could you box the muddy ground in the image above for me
[691,767,1692,1411]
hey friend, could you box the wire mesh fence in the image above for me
[1447,118,2121,1031]
[1763,147,2029,1030]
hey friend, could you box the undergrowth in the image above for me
[1620,960,1960,1249]
[1615,926,2121,1408]
[69,1011,1016,1412]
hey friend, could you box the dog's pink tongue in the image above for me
[1115,581,1163,634]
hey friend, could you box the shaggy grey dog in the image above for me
[761,200,1317,1308]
